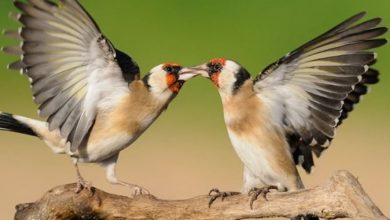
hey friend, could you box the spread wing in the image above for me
[3,0,140,151]
[253,12,387,172]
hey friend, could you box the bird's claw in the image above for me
[132,185,150,196]
[208,188,240,208]
[75,178,93,195]
[208,188,220,196]
[248,185,277,209]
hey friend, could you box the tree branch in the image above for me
[14,170,388,220]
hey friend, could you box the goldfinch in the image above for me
[184,12,387,209]
[1,0,193,194]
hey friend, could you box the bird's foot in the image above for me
[75,178,92,194]
[208,188,240,208]
[114,180,150,196]
[129,184,150,196]
[248,185,278,209]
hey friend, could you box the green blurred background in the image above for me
[0,0,389,219]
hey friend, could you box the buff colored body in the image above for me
[187,13,387,201]
[220,80,303,192]
[10,77,179,186]
[1,0,193,194]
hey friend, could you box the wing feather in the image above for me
[48,98,79,130]
[22,41,86,54]
[254,12,387,172]
[5,0,140,151]
[60,101,83,138]
[7,60,25,70]
[1,46,22,55]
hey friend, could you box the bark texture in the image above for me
[14,170,388,220]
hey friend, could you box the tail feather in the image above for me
[0,112,37,136]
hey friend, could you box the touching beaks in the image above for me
[178,64,209,81]
[177,67,199,81]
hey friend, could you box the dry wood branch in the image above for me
[15,170,388,220]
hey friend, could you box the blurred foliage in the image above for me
[0,0,389,119]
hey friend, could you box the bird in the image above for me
[0,0,196,194]
[184,11,388,213]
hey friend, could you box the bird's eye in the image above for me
[165,66,173,72]
[213,64,222,72]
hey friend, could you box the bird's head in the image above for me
[143,63,197,97]
[181,58,251,95]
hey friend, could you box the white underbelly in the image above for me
[77,114,158,163]
[227,129,280,187]
[77,133,134,162]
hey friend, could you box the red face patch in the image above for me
[166,73,176,86]
[166,73,182,93]
[163,62,181,69]
[211,72,220,88]
[163,63,182,93]
[208,58,226,88]
[210,58,226,66]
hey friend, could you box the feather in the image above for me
[39,81,86,117]
[1,46,22,55]
[3,30,22,40]
[7,0,142,151]
[48,98,79,130]
[60,101,83,138]
[253,12,386,173]
[7,60,25,70]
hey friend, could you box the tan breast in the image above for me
[223,80,299,184]
[88,80,165,145]
[223,80,262,135]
